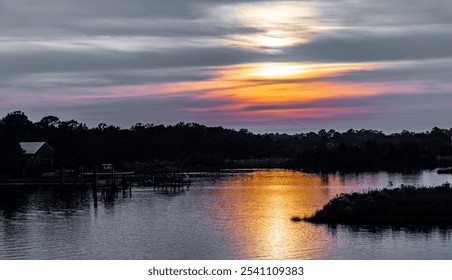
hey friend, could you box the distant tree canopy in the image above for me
[0,111,451,174]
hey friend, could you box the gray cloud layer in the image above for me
[1,0,452,132]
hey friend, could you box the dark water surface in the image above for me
[1,169,451,259]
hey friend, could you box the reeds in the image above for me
[304,183,452,226]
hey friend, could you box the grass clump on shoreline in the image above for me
[304,183,452,226]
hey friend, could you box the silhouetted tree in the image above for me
[0,111,450,175]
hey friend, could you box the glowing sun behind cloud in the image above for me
[214,1,330,50]
[251,64,308,78]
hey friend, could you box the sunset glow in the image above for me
[1,0,452,132]
[251,64,308,78]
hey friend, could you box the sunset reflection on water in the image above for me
[205,169,336,259]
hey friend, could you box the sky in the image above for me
[1,0,452,133]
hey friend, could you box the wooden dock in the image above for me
[0,172,135,190]
[0,168,191,192]
[136,171,191,189]
[82,171,135,190]
[0,178,86,188]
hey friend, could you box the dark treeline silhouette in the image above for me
[294,128,452,171]
[0,111,451,176]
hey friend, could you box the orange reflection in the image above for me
[208,169,335,259]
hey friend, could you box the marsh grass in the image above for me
[304,183,452,226]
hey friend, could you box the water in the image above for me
[0,169,451,259]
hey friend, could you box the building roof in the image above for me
[19,142,54,155]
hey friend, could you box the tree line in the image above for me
[0,111,451,176]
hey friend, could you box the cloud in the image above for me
[286,30,452,62]
[322,59,452,84]
[2,0,452,132]
[0,46,273,87]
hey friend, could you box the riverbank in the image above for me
[304,183,452,226]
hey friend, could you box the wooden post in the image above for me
[111,164,115,187]
[129,175,132,197]
[93,166,97,188]
[92,186,98,208]
[60,165,65,186]
[80,165,84,186]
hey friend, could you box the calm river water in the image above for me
[1,169,452,259]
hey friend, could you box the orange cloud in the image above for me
[43,62,426,126]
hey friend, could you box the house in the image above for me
[19,142,54,164]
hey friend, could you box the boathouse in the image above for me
[19,142,54,164]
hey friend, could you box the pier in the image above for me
[0,166,191,194]
[0,159,193,199]
[82,171,135,191]
[136,170,191,193]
